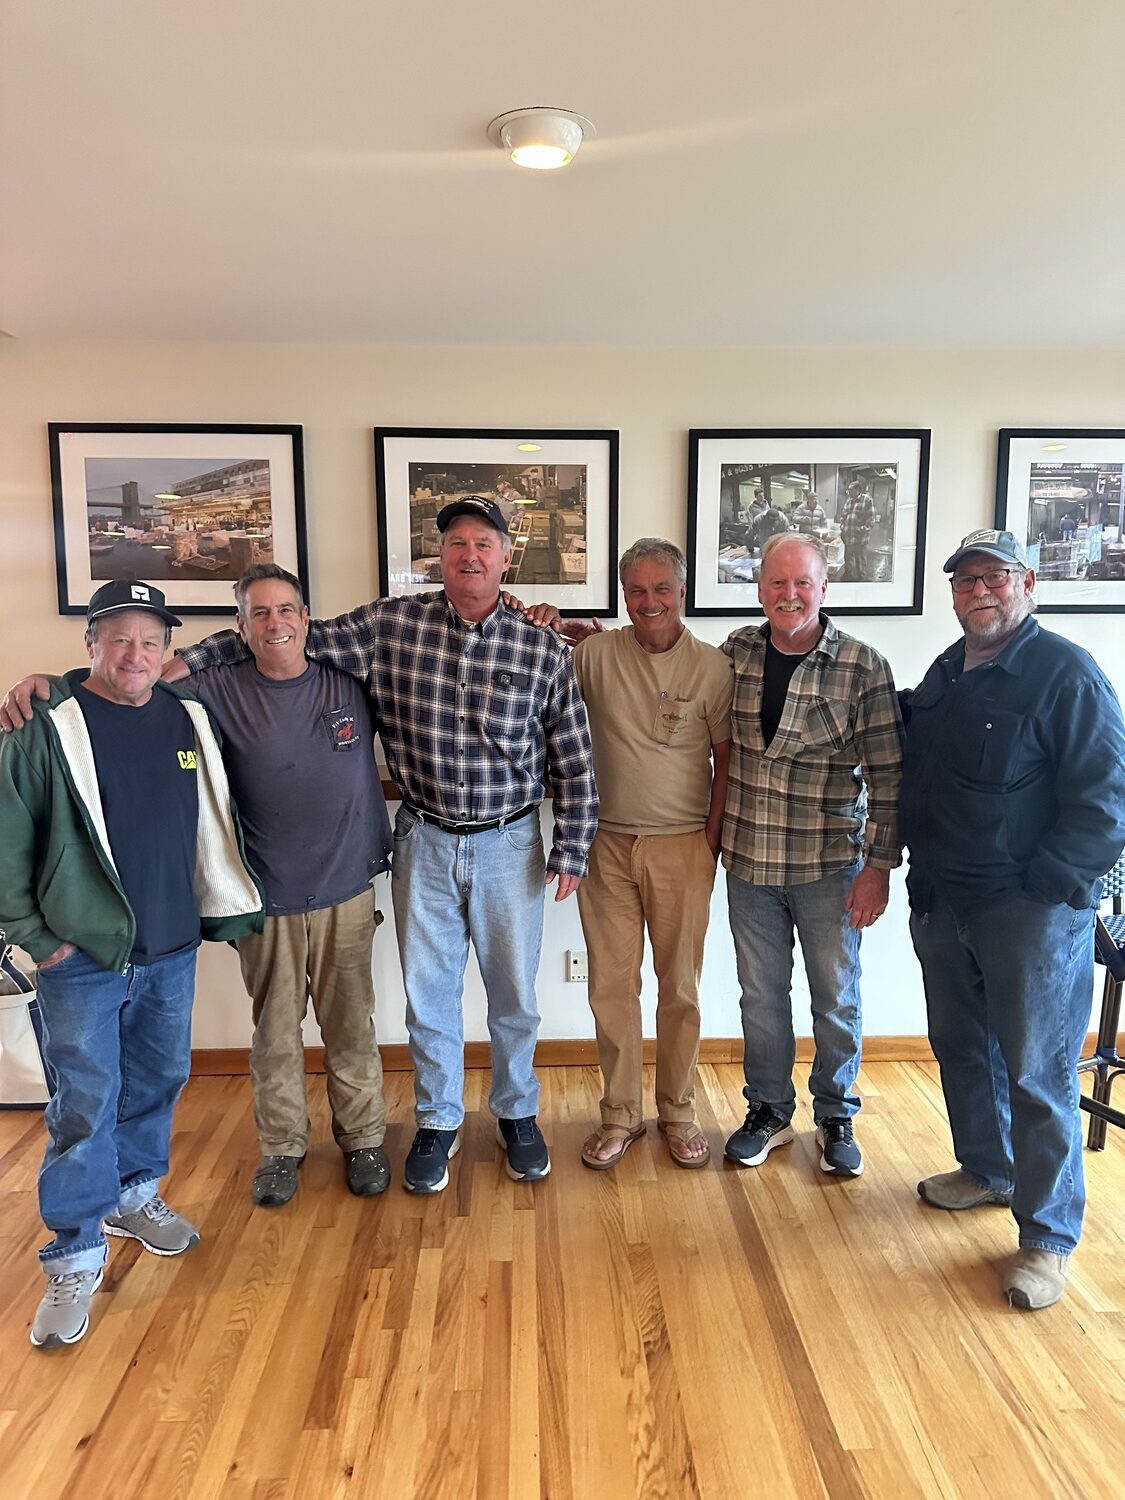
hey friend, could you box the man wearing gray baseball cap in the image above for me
[900,529,1125,1309]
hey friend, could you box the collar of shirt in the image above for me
[940,612,1039,679]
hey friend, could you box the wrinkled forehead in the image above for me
[243,578,304,610]
[441,515,510,547]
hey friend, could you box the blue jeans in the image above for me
[910,894,1094,1254]
[34,946,197,1273]
[390,807,546,1128]
[727,862,863,1124]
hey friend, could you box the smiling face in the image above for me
[85,609,168,705]
[757,537,828,652]
[236,577,309,679]
[440,516,511,620]
[622,555,686,653]
[951,550,1035,647]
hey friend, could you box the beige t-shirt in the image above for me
[573,626,733,835]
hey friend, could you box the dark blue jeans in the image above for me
[910,893,1094,1254]
[34,946,197,1272]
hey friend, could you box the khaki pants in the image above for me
[577,829,717,1129]
[237,887,385,1156]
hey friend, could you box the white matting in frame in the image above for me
[375,428,619,616]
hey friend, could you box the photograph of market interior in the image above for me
[407,462,587,585]
[84,456,275,583]
[716,461,897,585]
[1024,461,1125,581]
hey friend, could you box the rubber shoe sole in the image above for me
[103,1217,200,1257]
[724,1122,795,1168]
[403,1134,460,1195]
[495,1125,551,1182]
[29,1267,105,1348]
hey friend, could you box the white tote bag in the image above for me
[0,942,50,1108]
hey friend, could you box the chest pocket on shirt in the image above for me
[488,670,535,733]
[652,695,694,744]
[802,696,852,751]
[948,707,1027,785]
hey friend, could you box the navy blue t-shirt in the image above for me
[76,683,201,963]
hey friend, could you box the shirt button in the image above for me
[985,722,992,729]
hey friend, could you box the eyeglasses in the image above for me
[949,566,1022,595]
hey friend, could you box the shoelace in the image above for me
[823,1120,855,1145]
[138,1195,177,1225]
[43,1270,95,1306]
[509,1118,537,1145]
[744,1101,774,1133]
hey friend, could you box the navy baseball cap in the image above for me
[436,496,510,536]
[86,580,182,627]
[943,528,1028,574]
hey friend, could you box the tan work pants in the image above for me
[237,887,386,1156]
[577,829,717,1129]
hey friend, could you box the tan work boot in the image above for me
[917,1168,1011,1211]
[1002,1249,1069,1310]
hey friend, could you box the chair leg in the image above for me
[1087,1065,1109,1151]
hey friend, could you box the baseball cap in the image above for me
[436,496,510,536]
[942,528,1028,574]
[86,580,183,627]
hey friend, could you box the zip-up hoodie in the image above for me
[0,669,264,971]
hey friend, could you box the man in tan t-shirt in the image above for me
[568,539,732,1170]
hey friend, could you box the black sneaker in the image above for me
[816,1118,864,1177]
[344,1146,391,1197]
[252,1154,305,1207]
[724,1101,795,1167]
[496,1116,551,1182]
[403,1128,460,1194]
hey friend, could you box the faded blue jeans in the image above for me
[390,807,546,1129]
[34,945,197,1273]
[727,861,864,1125]
[910,893,1095,1254]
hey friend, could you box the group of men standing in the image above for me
[2,501,1123,1348]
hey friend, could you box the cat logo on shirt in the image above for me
[177,750,197,770]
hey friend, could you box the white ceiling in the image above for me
[3,0,1123,347]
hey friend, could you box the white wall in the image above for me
[3,339,1123,1048]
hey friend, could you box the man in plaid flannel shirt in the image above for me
[721,532,903,1178]
[173,498,597,1195]
[839,481,877,581]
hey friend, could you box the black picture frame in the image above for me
[687,428,930,616]
[49,422,309,616]
[374,427,620,616]
[995,428,1125,613]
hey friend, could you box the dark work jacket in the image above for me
[899,615,1125,915]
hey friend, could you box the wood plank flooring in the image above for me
[1,1062,1123,1500]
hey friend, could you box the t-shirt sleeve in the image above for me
[704,652,735,742]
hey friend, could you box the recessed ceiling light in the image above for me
[1041,443,1068,453]
[487,108,595,170]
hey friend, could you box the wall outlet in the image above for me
[566,949,588,982]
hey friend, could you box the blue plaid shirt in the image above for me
[178,593,598,878]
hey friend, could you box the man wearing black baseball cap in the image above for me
[0,580,262,1348]
[900,529,1125,1309]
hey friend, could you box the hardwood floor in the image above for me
[1,1062,1123,1500]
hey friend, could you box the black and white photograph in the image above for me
[49,424,308,615]
[996,429,1125,612]
[687,429,930,615]
[376,428,619,614]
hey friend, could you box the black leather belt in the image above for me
[404,803,538,836]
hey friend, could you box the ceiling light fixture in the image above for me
[488,107,595,170]
[516,442,542,452]
[1041,443,1068,453]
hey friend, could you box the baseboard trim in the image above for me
[191,1035,943,1076]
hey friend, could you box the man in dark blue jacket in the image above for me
[900,528,1125,1310]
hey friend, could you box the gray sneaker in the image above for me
[1002,1249,1069,1310]
[30,1267,104,1348]
[917,1168,1012,1211]
[724,1101,795,1167]
[104,1195,200,1256]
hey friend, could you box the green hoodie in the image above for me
[0,669,264,971]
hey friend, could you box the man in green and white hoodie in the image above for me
[0,581,263,1350]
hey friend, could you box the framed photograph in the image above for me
[687,428,930,616]
[49,423,309,616]
[375,427,619,615]
[995,429,1125,613]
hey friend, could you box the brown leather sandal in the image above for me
[658,1120,711,1170]
[580,1123,645,1171]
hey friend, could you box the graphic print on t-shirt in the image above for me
[323,705,362,752]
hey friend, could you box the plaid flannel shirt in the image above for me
[721,615,904,886]
[840,492,876,543]
[177,593,598,878]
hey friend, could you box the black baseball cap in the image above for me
[436,496,510,536]
[86,580,182,627]
[943,528,1029,574]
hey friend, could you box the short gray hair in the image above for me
[760,531,828,575]
[619,537,687,585]
[233,563,305,614]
